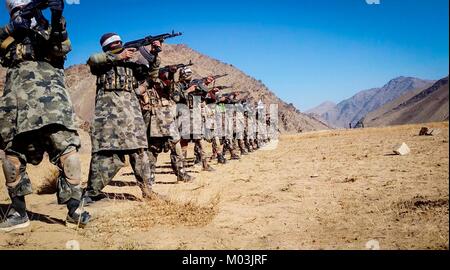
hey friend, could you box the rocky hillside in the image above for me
[64,44,329,133]
[310,77,434,128]
[364,76,449,127]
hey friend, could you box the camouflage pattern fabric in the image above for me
[235,104,246,140]
[142,81,180,139]
[86,150,151,197]
[3,125,82,203]
[204,103,218,141]
[88,52,148,153]
[0,61,77,146]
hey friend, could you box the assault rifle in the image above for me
[202,73,228,81]
[160,60,194,74]
[123,30,182,64]
[123,30,182,50]
[213,85,233,91]
[218,91,249,104]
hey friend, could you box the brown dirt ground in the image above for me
[0,122,448,250]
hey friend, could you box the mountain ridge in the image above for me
[364,76,449,127]
[309,76,435,128]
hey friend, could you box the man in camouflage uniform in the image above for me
[83,33,154,203]
[140,64,193,183]
[243,102,257,153]
[203,89,227,164]
[255,101,268,148]
[217,93,241,161]
[174,69,215,172]
[0,0,90,232]
[234,97,249,156]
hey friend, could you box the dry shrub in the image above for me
[28,156,60,195]
[0,168,9,202]
[0,153,60,198]
[0,152,9,202]
[90,197,218,237]
[396,196,449,213]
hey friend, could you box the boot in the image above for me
[217,153,227,164]
[231,149,241,160]
[176,161,194,183]
[139,182,154,199]
[202,159,215,172]
[178,173,194,182]
[194,155,202,167]
[239,141,249,155]
[66,209,91,229]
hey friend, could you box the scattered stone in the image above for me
[394,143,411,156]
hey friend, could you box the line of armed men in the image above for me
[0,0,278,232]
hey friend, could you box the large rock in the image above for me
[394,143,411,156]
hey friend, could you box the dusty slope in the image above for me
[366,77,449,127]
[1,123,448,250]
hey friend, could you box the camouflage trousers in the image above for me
[210,136,222,158]
[233,138,248,154]
[147,137,188,182]
[204,129,222,159]
[1,124,82,204]
[221,137,240,158]
[180,138,209,168]
[86,149,151,197]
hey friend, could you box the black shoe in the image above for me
[0,209,30,233]
[66,210,91,229]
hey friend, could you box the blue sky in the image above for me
[1,0,448,111]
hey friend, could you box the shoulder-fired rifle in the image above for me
[123,30,182,64]
[160,60,193,74]
[202,73,228,81]
[189,74,229,95]
[217,91,249,104]
[214,85,233,91]
[123,30,182,50]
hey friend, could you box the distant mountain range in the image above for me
[364,76,449,127]
[307,76,436,128]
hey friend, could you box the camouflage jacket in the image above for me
[142,79,179,139]
[173,80,206,138]
[87,52,148,153]
[0,20,76,149]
